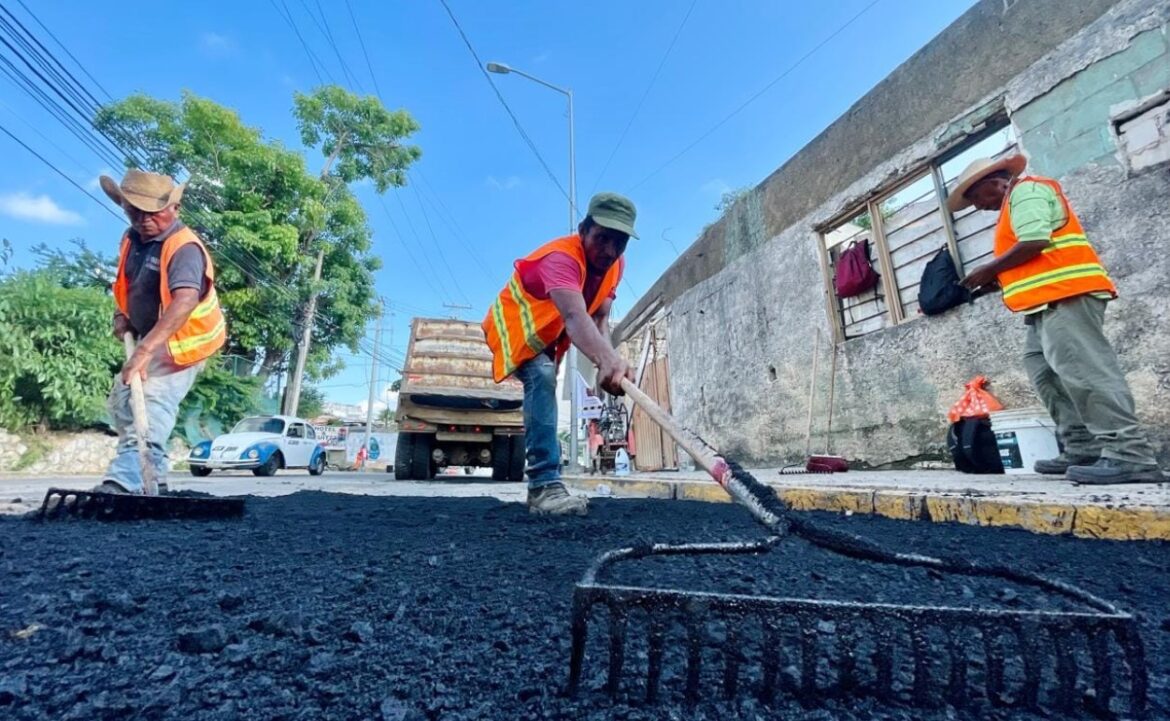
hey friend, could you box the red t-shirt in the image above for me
[517,251,616,306]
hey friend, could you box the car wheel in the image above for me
[252,452,282,477]
[189,466,212,477]
[394,433,414,480]
[308,453,325,476]
[491,435,509,481]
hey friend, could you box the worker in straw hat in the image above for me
[95,169,226,494]
[482,193,637,516]
[952,155,1163,484]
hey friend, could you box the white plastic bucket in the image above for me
[989,408,1060,475]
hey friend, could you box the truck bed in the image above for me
[396,318,524,427]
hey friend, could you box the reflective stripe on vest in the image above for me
[992,176,1116,313]
[482,234,623,383]
[112,226,227,366]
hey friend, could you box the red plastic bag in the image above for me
[947,375,1004,423]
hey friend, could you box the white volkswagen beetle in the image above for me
[187,415,326,477]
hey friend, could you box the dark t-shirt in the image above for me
[122,222,207,336]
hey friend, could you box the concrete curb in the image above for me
[565,475,1170,542]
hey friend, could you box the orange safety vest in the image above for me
[993,176,1116,313]
[112,226,227,366]
[482,234,623,382]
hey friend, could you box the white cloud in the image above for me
[532,51,550,64]
[486,175,522,191]
[0,192,83,225]
[199,32,235,57]
[700,178,732,198]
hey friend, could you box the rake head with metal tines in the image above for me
[36,488,245,522]
[569,378,1150,717]
[567,536,1147,717]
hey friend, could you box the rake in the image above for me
[567,378,1147,717]
[35,335,245,522]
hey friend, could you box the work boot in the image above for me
[527,483,588,516]
[1067,458,1165,485]
[92,480,131,494]
[1033,453,1099,475]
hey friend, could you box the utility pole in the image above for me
[442,302,473,319]
[284,248,325,417]
[362,298,385,470]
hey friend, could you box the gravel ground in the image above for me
[0,490,1166,720]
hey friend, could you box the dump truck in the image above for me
[394,317,525,481]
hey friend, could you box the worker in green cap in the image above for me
[483,192,638,515]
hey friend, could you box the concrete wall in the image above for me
[622,0,1170,467]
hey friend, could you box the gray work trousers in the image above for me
[1022,295,1156,465]
[103,354,203,493]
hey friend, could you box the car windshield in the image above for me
[231,417,285,434]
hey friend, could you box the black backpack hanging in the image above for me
[918,248,972,316]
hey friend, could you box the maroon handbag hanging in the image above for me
[834,238,880,298]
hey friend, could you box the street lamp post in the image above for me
[487,61,582,472]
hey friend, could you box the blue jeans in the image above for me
[103,354,203,493]
[514,353,561,489]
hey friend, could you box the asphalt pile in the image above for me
[1,491,1166,720]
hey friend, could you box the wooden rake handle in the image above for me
[123,334,158,496]
[618,377,732,487]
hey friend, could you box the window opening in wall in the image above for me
[819,122,1018,342]
[878,173,946,320]
[939,124,1018,274]
[823,208,890,339]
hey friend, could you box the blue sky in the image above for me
[0,0,976,406]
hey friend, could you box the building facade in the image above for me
[616,0,1170,467]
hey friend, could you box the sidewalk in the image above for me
[564,467,1170,541]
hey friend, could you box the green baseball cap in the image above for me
[587,192,638,239]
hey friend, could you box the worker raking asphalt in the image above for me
[1,492,1166,720]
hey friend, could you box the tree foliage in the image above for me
[297,386,325,419]
[0,271,122,430]
[31,239,116,290]
[714,186,752,214]
[93,87,421,385]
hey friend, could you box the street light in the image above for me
[487,60,582,472]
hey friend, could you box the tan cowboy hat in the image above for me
[945,153,1027,212]
[99,169,186,212]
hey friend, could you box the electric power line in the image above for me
[0,121,121,221]
[269,0,330,86]
[589,0,697,196]
[409,180,471,305]
[344,0,382,99]
[627,0,883,192]
[306,0,362,92]
[437,0,572,208]
[12,0,113,101]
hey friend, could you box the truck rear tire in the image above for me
[412,433,435,480]
[394,433,414,480]
[507,433,526,482]
[491,435,510,481]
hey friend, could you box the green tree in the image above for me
[0,271,122,430]
[32,239,116,289]
[93,87,421,385]
[297,386,325,419]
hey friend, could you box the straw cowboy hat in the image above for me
[945,153,1027,212]
[99,169,186,213]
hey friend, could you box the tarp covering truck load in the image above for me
[394,318,525,481]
